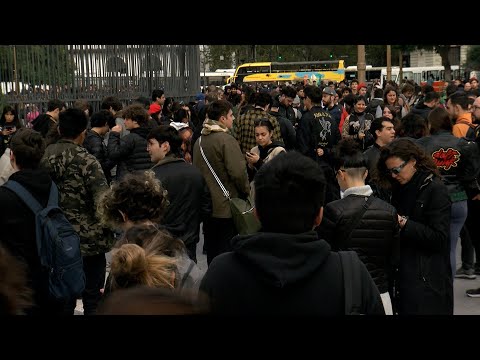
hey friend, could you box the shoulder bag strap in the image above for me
[456,120,477,129]
[198,137,230,199]
[340,195,375,243]
[180,260,195,289]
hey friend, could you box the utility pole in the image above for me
[357,45,366,83]
[387,45,392,81]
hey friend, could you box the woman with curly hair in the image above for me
[376,138,453,315]
[97,171,204,296]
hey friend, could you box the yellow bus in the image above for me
[228,60,345,85]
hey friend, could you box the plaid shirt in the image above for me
[235,108,284,154]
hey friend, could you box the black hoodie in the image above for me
[200,231,384,315]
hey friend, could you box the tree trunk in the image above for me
[437,46,452,82]
[357,45,366,83]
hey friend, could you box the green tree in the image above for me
[414,45,458,82]
[465,45,480,71]
[0,45,76,90]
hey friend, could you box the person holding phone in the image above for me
[246,118,286,175]
[246,118,286,200]
[0,105,22,156]
[376,138,453,315]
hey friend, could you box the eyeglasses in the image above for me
[472,105,480,111]
[387,161,407,175]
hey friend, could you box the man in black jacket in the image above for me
[297,85,341,205]
[83,110,116,184]
[148,125,212,262]
[31,99,66,138]
[108,104,155,181]
[0,128,64,314]
[200,151,384,315]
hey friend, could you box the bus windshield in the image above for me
[229,60,345,85]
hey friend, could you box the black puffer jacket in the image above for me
[319,194,400,294]
[107,127,154,180]
[83,129,115,184]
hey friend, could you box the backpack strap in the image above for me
[4,180,43,214]
[456,120,477,129]
[339,250,363,315]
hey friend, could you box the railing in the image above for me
[0,45,200,120]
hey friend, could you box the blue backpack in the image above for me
[4,180,86,301]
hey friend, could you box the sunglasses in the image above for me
[387,161,407,175]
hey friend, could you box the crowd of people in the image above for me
[0,75,479,316]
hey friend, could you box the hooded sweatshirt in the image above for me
[200,231,384,315]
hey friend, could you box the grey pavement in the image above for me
[75,229,480,315]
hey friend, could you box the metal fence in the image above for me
[0,45,200,122]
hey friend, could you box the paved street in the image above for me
[75,230,480,315]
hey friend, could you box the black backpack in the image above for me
[4,180,86,301]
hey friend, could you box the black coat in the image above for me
[0,169,64,314]
[297,105,341,166]
[107,127,154,180]
[269,111,296,151]
[83,129,115,184]
[319,194,400,294]
[417,132,480,200]
[32,113,56,138]
[200,231,384,315]
[151,156,212,248]
[392,171,453,315]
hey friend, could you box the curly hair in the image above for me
[97,170,169,228]
[109,244,176,291]
[375,138,440,189]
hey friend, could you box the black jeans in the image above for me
[203,217,236,266]
[64,253,106,315]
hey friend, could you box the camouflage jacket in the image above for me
[41,139,114,256]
